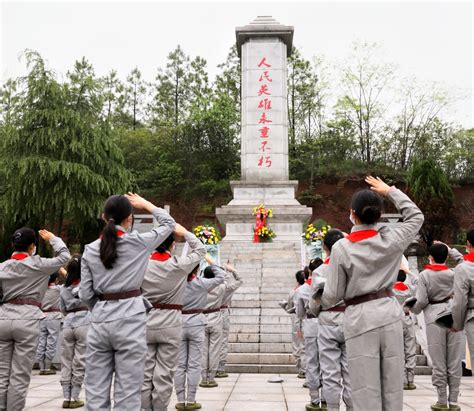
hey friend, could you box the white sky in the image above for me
[1,0,473,127]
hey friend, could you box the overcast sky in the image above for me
[1,0,472,127]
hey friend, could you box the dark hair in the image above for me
[323,229,344,252]
[397,270,407,282]
[303,266,311,280]
[467,229,474,247]
[156,233,175,253]
[11,228,36,252]
[351,189,383,225]
[187,264,200,282]
[428,243,448,264]
[309,258,324,272]
[203,266,215,279]
[295,270,306,285]
[65,255,82,287]
[48,272,59,284]
[100,195,133,269]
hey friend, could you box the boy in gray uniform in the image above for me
[60,257,90,409]
[311,229,352,411]
[36,271,62,375]
[451,229,474,370]
[141,225,206,411]
[174,261,225,410]
[296,258,324,410]
[0,228,71,411]
[79,193,175,411]
[323,176,424,411]
[216,263,243,378]
[411,243,463,410]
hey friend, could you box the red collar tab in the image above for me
[71,280,81,286]
[324,257,330,265]
[116,230,125,237]
[187,274,196,282]
[464,252,474,263]
[10,253,29,260]
[393,281,409,291]
[346,230,379,243]
[150,252,172,261]
[424,264,449,271]
[306,278,312,285]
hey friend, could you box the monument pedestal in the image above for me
[216,180,312,241]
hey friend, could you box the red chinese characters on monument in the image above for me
[256,57,273,168]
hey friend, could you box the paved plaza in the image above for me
[25,372,473,410]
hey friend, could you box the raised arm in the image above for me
[223,263,243,292]
[452,265,470,330]
[176,228,207,273]
[321,244,347,309]
[78,253,98,310]
[37,230,71,275]
[202,264,226,292]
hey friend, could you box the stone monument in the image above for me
[216,16,312,241]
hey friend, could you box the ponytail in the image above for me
[351,189,383,225]
[65,255,82,287]
[100,195,133,269]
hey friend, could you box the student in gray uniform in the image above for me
[0,228,71,411]
[323,176,424,411]
[312,229,352,411]
[60,256,90,409]
[216,263,243,378]
[174,260,226,410]
[36,271,62,375]
[411,243,463,411]
[451,229,474,370]
[79,193,175,411]
[296,258,324,411]
[392,267,417,390]
[200,263,228,388]
[141,224,206,411]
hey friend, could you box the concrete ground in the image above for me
[25,372,473,410]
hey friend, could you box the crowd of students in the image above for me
[0,193,242,411]
[0,177,473,411]
[283,176,474,411]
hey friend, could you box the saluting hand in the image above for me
[365,176,392,197]
[39,229,55,242]
[205,254,215,265]
[125,192,154,213]
[174,223,188,237]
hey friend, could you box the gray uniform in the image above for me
[201,280,226,382]
[451,249,474,368]
[295,281,323,404]
[141,231,206,411]
[79,207,175,411]
[412,266,463,405]
[60,283,90,401]
[287,286,306,374]
[313,262,352,411]
[0,237,71,411]
[174,266,225,404]
[323,188,424,411]
[36,284,62,370]
[392,279,417,385]
[217,269,242,373]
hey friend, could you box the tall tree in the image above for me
[123,67,147,129]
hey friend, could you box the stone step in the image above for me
[229,342,293,353]
[225,364,297,374]
[227,353,294,365]
[229,333,293,343]
[230,315,292,325]
[415,365,432,375]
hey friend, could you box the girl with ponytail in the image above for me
[79,193,175,410]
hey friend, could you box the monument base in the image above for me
[216,180,312,241]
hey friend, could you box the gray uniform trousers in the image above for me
[36,317,61,366]
[466,318,474,368]
[402,316,417,385]
[291,315,306,374]
[426,322,463,404]
[304,319,323,404]
[201,320,223,381]
[60,325,88,400]
[0,318,40,411]
[346,321,404,411]
[319,324,352,411]
[174,325,205,403]
[84,312,147,411]
[217,309,230,372]
[141,325,182,411]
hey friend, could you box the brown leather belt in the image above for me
[68,307,88,313]
[326,305,346,313]
[152,303,183,311]
[5,298,42,308]
[220,305,229,310]
[97,289,141,301]
[203,308,220,314]
[43,308,61,313]
[430,296,453,305]
[345,289,393,307]
[182,308,204,315]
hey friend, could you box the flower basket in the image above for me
[193,225,220,245]
[302,223,331,259]
[252,204,276,243]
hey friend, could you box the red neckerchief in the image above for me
[150,252,172,261]
[464,252,474,263]
[393,281,409,291]
[99,229,125,239]
[323,257,330,265]
[306,278,312,285]
[71,280,81,286]
[10,253,29,260]
[424,264,449,271]
[346,230,379,243]
[187,274,196,282]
